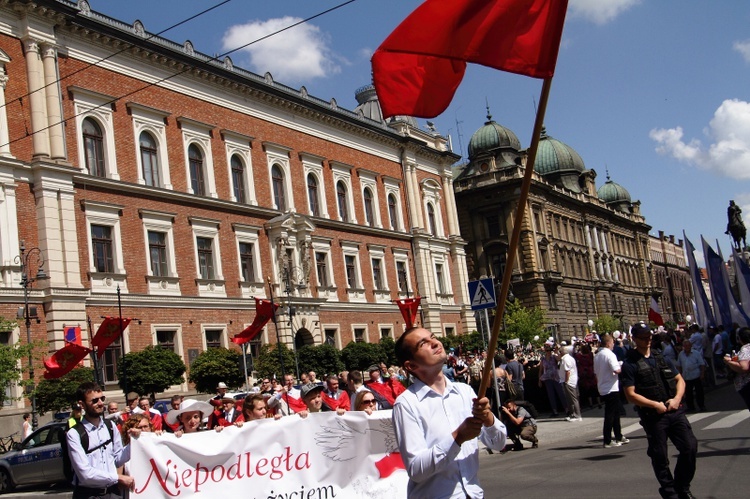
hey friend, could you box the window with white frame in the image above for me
[301,153,328,218]
[393,249,412,297]
[371,257,384,289]
[435,262,446,294]
[179,117,217,198]
[141,209,180,296]
[432,254,453,303]
[128,102,171,189]
[380,326,393,339]
[316,252,329,287]
[265,143,294,212]
[359,171,381,228]
[84,200,127,292]
[324,328,338,346]
[203,326,226,349]
[353,326,367,343]
[383,178,404,231]
[312,238,336,301]
[72,88,118,179]
[369,244,389,303]
[153,326,185,377]
[190,217,225,297]
[307,174,321,216]
[341,241,365,302]
[421,179,444,237]
[331,162,355,223]
[223,130,256,205]
[234,223,264,298]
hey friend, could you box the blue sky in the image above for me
[89,0,750,266]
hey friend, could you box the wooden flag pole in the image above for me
[478,77,554,398]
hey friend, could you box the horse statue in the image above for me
[726,200,747,251]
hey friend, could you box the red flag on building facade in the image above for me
[64,325,81,345]
[43,342,92,379]
[648,296,665,326]
[395,297,421,329]
[92,317,132,357]
[232,298,279,345]
[372,0,569,118]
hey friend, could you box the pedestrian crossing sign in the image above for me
[468,278,496,311]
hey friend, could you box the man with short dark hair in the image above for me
[138,397,163,431]
[67,382,133,498]
[365,363,405,409]
[321,374,351,411]
[622,323,697,499]
[594,334,628,448]
[392,327,506,498]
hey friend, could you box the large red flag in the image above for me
[232,298,278,345]
[395,297,422,329]
[649,296,665,327]
[372,0,569,118]
[92,317,132,357]
[43,342,92,379]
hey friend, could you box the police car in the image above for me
[0,421,68,493]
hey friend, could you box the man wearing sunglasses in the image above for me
[67,382,134,498]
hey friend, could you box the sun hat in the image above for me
[165,399,214,426]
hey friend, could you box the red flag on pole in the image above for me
[649,296,665,326]
[43,342,92,379]
[232,298,279,345]
[92,317,132,357]
[64,325,81,345]
[395,297,421,329]
[372,0,569,118]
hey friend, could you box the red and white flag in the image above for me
[648,296,664,326]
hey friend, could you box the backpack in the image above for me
[60,420,115,484]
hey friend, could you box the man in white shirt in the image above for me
[594,334,629,447]
[560,345,582,421]
[393,327,506,499]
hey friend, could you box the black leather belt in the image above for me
[75,484,120,497]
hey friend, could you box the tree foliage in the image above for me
[35,367,95,415]
[0,342,33,408]
[254,343,297,380]
[379,336,398,368]
[340,341,386,372]
[502,300,546,345]
[439,331,485,355]
[296,344,344,379]
[188,348,245,393]
[118,346,186,398]
[593,314,623,335]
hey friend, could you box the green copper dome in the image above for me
[534,127,586,176]
[597,178,631,204]
[468,110,521,159]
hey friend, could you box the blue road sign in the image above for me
[468,278,496,311]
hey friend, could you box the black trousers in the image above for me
[639,405,697,498]
[683,378,704,410]
[601,392,623,444]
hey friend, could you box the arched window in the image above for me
[139,131,159,187]
[307,174,320,216]
[83,118,105,177]
[231,155,245,203]
[272,165,286,211]
[188,144,205,195]
[388,193,398,230]
[363,188,374,226]
[336,181,348,221]
[427,203,437,235]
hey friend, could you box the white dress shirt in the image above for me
[392,378,506,498]
[67,417,129,488]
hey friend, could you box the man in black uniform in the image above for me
[622,323,697,499]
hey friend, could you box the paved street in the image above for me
[480,381,749,498]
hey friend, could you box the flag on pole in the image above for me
[732,247,750,313]
[232,298,279,345]
[702,237,733,327]
[92,317,132,357]
[716,243,750,327]
[63,325,81,345]
[684,233,714,327]
[43,342,92,379]
[394,297,422,329]
[371,0,569,118]
[648,296,664,326]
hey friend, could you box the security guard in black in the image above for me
[621,323,697,499]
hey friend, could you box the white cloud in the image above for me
[650,99,750,180]
[221,17,340,84]
[734,39,750,63]
[568,0,642,25]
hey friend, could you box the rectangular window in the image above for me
[354,328,365,343]
[197,237,215,279]
[156,330,177,353]
[148,231,168,277]
[372,258,383,290]
[205,329,222,349]
[396,261,408,292]
[315,252,329,287]
[445,327,455,337]
[324,329,336,346]
[380,327,392,339]
[345,255,356,288]
[435,263,445,294]
[486,215,500,238]
[239,243,255,282]
[91,224,114,273]
[102,338,121,385]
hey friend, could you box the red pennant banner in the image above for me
[232,298,278,345]
[395,297,421,329]
[92,317,131,357]
[43,342,92,379]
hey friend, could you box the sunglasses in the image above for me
[89,396,106,404]
[361,399,376,405]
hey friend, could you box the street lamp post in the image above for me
[15,241,46,431]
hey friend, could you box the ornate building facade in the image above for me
[0,0,474,412]
[454,110,671,340]
[648,231,692,323]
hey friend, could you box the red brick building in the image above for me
[0,0,474,410]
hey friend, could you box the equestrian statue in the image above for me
[726,200,747,251]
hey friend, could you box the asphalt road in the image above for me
[479,381,750,498]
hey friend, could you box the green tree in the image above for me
[340,341,385,371]
[34,366,95,415]
[379,336,398,367]
[502,300,546,345]
[439,331,485,355]
[118,346,186,399]
[188,348,244,393]
[0,321,34,408]
[254,343,297,380]
[296,344,344,379]
[593,314,622,335]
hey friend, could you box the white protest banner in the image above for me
[130,410,408,498]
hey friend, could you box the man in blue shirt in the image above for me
[677,339,706,412]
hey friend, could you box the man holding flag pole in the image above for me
[374,0,569,496]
